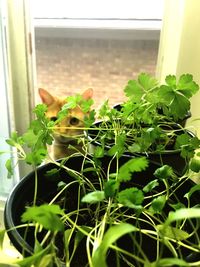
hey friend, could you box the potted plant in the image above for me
[85,73,200,176]
[1,73,200,267]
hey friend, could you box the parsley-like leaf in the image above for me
[118,187,144,208]
[117,157,149,182]
[21,204,64,232]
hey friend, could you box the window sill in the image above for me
[34,18,161,40]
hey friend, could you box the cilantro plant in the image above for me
[2,73,200,267]
[3,152,200,267]
[86,73,200,175]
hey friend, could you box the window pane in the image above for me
[32,0,164,19]
[33,1,164,108]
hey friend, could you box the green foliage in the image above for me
[0,229,5,250]
[149,195,166,214]
[92,223,138,267]
[117,187,144,209]
[154,165,174,180]
[143,179,159,193]
[108,133,126,157]
[175,133,200,159]
[124,73,158,101]
[16,245,53,267]
[5,159,13,178]
[81,191,105,204]
[84,109,96,128]
[189,157,200,172]
[158,74,199,120]
[94,145,105,158]
[104,179,119,198]
[156,224,189,241]
[165,208,200,225]
[21,204,64,232]
[3,73,200,266]
[123,73,199,122]
[117,157,149,182]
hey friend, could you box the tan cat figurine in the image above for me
[39,88,93,160]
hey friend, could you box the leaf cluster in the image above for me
[91,73,200,165]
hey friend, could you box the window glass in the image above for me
[32,0,164,108]
[32,0,164,19]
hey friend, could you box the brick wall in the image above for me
[35,37,159,109]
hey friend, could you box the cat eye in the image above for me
[50,116,57,122]
[70,117,80,125]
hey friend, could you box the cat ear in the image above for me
[81,88,93,100]
[38,88,55,106]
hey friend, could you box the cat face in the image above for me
[39,88,93,144]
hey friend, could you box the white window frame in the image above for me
[0,0,36,209]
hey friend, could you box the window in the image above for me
[31,0,164,108]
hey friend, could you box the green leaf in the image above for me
[94,146,105,158]
[124,80,144,101]
[189,157,200,172]
[21,204,64,232]
[168,91,190,119]
[22,129,39,148]
[104,180,119,198]
[128,143,141,153]
[92,223,138,267]
[149,195,166,213]
[143,179,159,193]
[5,159,13,178]
[107,133,126,157]
[117,157,149,182]
[0,229,5,250]
[154,165,174,180]
[177,74,199,98]
[165,75,177,87]
[64,94,82,110]
[81,191,105,204]
[80,98,94,113]
[16,245,51,267]
[84,110,96,128]
[6,131,23,147]
[166,208,200,225]
[118,187,144,208]
[157,224,189,241]
[25,148,47,166]
[57,108,69,122]
[158,86,190,119]
[138,72,158,91]
[37,254,53,267]
[98,100,110,118]
[33,104,47,119]
[175,133,190,148]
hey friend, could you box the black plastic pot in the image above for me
[4,155,200,266]
[85,120,195,176]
